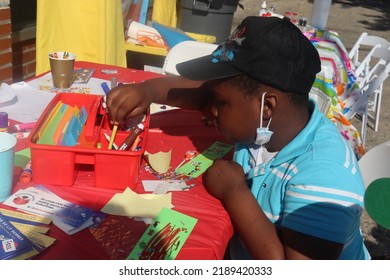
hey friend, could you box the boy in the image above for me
[107,16,369,259]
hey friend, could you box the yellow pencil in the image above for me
[108,125,118,150]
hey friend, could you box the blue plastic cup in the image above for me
[0,132,17,202]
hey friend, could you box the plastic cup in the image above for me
[311,0,332,30]
[0,132,17,202]
[49,52,76,89]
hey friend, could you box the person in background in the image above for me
[107,16,370,260]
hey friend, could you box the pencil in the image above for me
[108,125,118,150]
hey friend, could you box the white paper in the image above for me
[142,180,188,193]
[0,82,55,123]
[0,83,17,106]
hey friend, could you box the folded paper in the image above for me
[144,149,172,174]
[101,187,173,218]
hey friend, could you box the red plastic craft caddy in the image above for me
[28,93,149,190]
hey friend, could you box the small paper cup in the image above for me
[49,52,76,89]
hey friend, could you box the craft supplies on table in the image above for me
[28,93,150,190]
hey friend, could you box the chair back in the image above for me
[348,32,390,70]
[162,41,218,76]
[355,45,390,79]
[343,62,390,146]
[358,140,390,189]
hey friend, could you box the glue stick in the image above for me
[0,112,8,132]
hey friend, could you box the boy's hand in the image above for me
[203,159,248,201]
[106,83,153,125]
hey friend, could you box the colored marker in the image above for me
[101,82,110,95]
[101,82,110,113]
[13,122,36,131]
[130,135,143,151]
[12,131,30,140]
[119,123,144,151]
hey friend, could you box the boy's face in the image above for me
[208,80,260,144]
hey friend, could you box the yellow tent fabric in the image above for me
[151,0,177,27]
[36,0,126,75]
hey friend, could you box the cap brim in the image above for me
[176,55,242,81]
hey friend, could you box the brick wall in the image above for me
[12,37,36,82]
[0,7,13,84]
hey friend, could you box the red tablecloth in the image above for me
[8,61,234,260]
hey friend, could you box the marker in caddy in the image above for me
[119,123,144,151]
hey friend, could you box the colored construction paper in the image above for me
[101,187,173,218]
[176,141,233,178]
[144,149,172,174]
[14,148,31,168]
[37,103,67,145]
[127,207,197,260]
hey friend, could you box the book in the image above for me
[0,213,37,260]
[0,206,56,256]
[2,186,104,235]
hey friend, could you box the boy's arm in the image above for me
[203,159,344,260]
[106,76,212,125]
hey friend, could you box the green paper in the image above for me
[14,148,31,168]
[127,208,198,260]
[37,103,68,145]
[176,141,233,178]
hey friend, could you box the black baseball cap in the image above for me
[176,16,321,94]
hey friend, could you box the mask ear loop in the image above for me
[260,92,272,129]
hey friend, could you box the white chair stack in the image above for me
[346,33,390,146]
[348,32,390,74]
[344,50,390,146]
[355,46,390,131]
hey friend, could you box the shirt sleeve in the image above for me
[280,159,365,244]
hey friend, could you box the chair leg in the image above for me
[373,85,383,132]
[360,98,370,148]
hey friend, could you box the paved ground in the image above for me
[232,0,390,258]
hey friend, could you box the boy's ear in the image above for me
[261,92,278,119]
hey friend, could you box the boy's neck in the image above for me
[265,107,311,152]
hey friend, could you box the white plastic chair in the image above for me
[162,41,218,76]
[353,46,390,132]
[348,32,390,73]
[358,140,390,189]
[344,60,390,147]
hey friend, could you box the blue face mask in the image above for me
[254,92,273,146]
